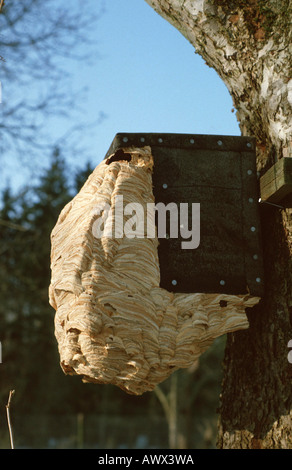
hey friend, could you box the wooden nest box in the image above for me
[49,133,264,395]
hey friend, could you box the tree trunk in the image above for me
[144,0,292,448]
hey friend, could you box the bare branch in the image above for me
[0,0,104,169]
[153,385,170,423]
[0,219,29,231]
[6,390,15,449]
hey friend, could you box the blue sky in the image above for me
[2,0,241,192]
[72,0,240,166]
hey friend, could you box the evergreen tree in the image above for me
[0,150,72,413]
[0,153,223,448]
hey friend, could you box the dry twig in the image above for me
[0,219,29,232]
[6,390,15,449]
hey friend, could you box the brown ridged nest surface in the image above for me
[49,146,260,395]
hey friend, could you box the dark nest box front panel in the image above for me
[105,133,264,298]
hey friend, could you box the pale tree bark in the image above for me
[144,0,292,449]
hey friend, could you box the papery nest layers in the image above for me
[49,146,259,395]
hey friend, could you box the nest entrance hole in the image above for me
[106,149,132,165]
